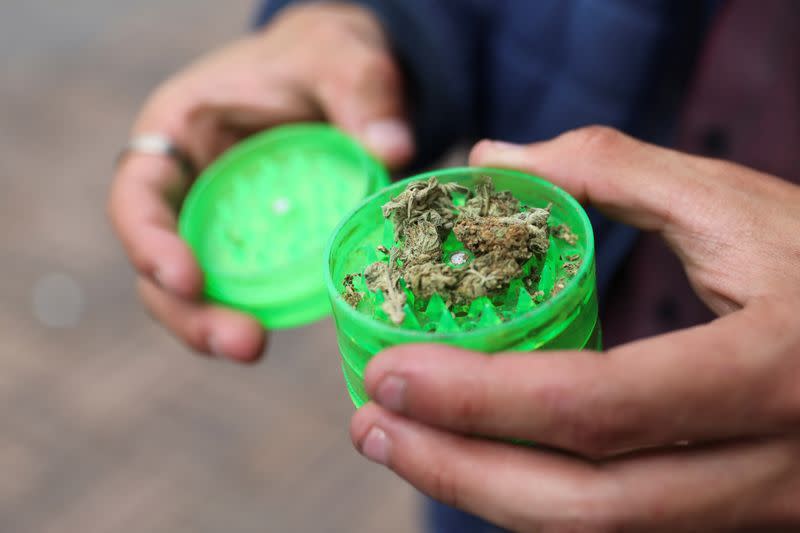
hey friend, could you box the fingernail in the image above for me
[488,140,524,152]
[471,140,525,166]
[374,375,407,412]
[360,426,391,466]
[362,119,413,156]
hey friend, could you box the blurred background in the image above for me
[0,1,417,531]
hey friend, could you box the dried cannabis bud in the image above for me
[403,262,460,301]
[461,176,520,217]
[401,220,442,267]
[346,176,566,325]
[364,248,407,324]
[382,177,469,240]
[455,251,522,304]
[454,209,551,262]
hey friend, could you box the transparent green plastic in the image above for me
[179,124,389,329]
[325,168,600,407]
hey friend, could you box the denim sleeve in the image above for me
[254,0,479,168]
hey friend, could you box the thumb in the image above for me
[468,126,709,233]
[314,56,414,169]
[469,126,800,316]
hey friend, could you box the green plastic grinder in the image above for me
[179,123,389,329]
[179,124,599,407]
[326,168,600,407]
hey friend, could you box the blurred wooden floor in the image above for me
[0,1,417,531]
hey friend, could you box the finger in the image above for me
[138,277,266,363]
[351,403,603,532]
[351,403,797,531]
[364,297,800,457]
[468,127,800,314]
[314,46,414,168]
[469,127,727,233]
[109,154,203,298]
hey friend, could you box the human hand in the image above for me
[109,3,412,361]
[351,127,800,531]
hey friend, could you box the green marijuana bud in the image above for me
[460,175,520,217]
[365,248,407,324]
[347,176,572,326]
[382,177,469,241]
[401,220,442,267]
[454,209,551,262]
[455,251,523,304]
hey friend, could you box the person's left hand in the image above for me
[349,128,800,532]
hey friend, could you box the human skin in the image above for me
[108,2,411,361]
[351,127,800,532]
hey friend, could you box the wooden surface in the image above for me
[0,1,417,531]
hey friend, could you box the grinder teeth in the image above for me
[355,270,543,333]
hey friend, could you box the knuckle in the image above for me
[534,381,632,457]
[340,50,400,94]
[563,125,627,157]
[446,375,490,432]
[173,313,208,354]
[315,76,343,105]
[450,393,486,430]
[503,473,628,532]
[359,52,398,82]
[128,248,154,278]
[425,464,461,509]
[565,407,637,458]
[137,279,208,353]
[319,51,401,114]
[182,318,208,353]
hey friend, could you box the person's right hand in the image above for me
[109,2,413,362]
[350,128,800,532]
